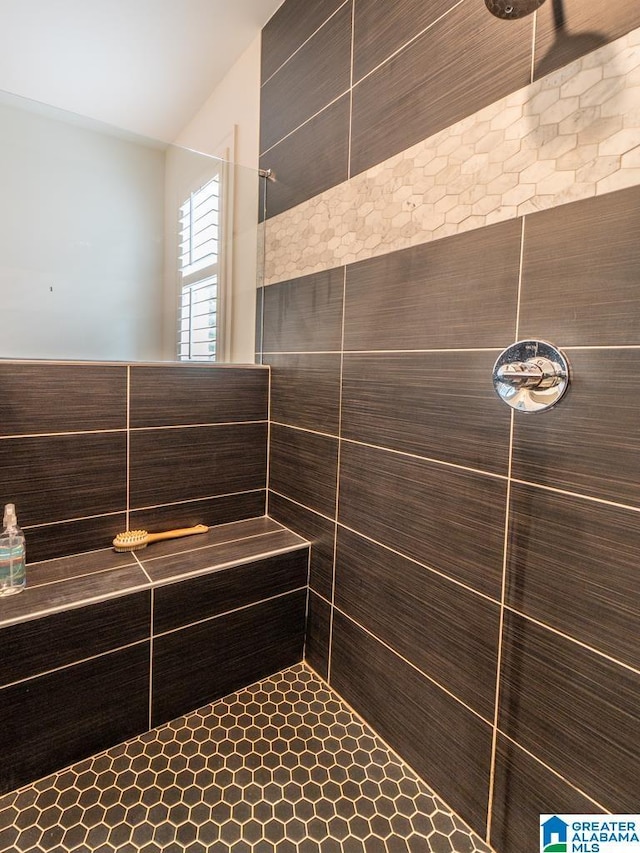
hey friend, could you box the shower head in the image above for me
[485,0,547,19]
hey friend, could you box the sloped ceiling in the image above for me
[0,0,283,140]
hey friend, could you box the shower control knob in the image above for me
[492,340,570,413]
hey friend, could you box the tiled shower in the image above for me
[0,0,639,851]
[258,0,640,850]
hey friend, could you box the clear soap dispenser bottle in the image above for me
[0,503,26,595]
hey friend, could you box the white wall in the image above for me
[0,101,166,360]
[173,35,263,364]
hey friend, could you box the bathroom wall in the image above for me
[0,362,268,564]
[0,99,166,361]
[258,2,640,851]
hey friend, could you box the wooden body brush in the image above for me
[113,524,209,552]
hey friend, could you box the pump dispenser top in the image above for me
[4,503,17,530]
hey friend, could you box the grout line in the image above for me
[530,9,538,85]
[0,428,127,440]
[24,510,126,533]
[563,345,640,351]
[0,638,150,691]
[128,489,266,515]
[326,268,348,683]
[148,587,154,729]
[496,731,610,813]
[129,420,268,432]
[153,586,308,639]
[271,421,508,481]
[485,409,514,844]
[302,548,312,661]
[260,0,351,88]
[347,0,355,180]
[486,216,526,844]
[509,478,640,514]
[265,364,272,517]
[262,347,503,355]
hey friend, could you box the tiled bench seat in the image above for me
[0,517,309,794]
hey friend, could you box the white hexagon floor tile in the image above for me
[0,664,493,853]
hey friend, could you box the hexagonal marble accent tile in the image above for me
[262,26,640,287]
[0,665,493,853]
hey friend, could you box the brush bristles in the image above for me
[112,529,149,552]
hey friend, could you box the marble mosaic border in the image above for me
[263,26,640,285]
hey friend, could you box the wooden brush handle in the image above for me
[145,524,209,544]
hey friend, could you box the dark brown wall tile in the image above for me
[344,219,522,350]
[0,567,148,630]
[0,591,151,686]
[0,433,126,527]
[498,612,640,812]
[519,187,640,346]
[353,0,457,82]
[260,95,350,219]
[305,590,331,680]
[342,351,511,474]
[129,492,266,536]
[153,549,308,634]
[0,363,126,436]
[130,366,269,427]
[330,612,493,838]
[490,735,600,853]
[261,0,347,83]
[270,425,338,519]
[144,531,304,586]
[266,353,342,435]
[263,269,344,353]
[507,483,640,670]
[129,423,267,509]
[260,3,351,153]
[335,528,500,719]
[338,442,506,599]
[350,1,532,175]
[26,547,137,588]
[25,512,128,563]
[0,644,149,794]
[151,591,306,726]
[268,491,336,600]
[511,349,640,507]
[534,0,640,79]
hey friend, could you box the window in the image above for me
[177,171,223,360]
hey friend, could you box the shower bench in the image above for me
[0,516,309,795]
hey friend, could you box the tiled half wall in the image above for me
[258,2,640,852]
[0,363,269,563]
